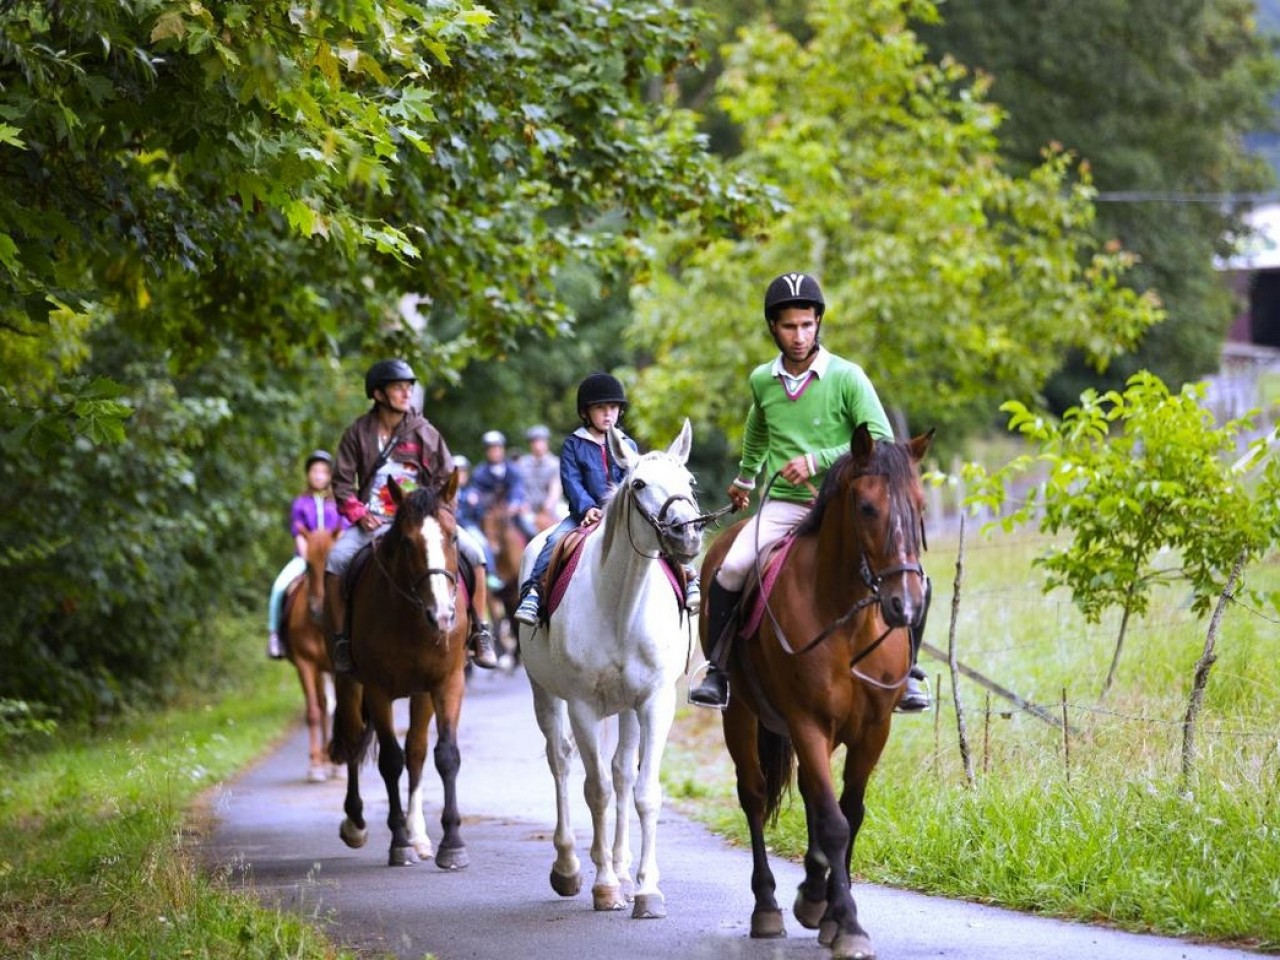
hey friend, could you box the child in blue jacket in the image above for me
[514,373,700,623]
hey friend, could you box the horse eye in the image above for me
[859,501,878,520]
[632,478,646,491]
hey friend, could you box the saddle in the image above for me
[538,523,688,625]
[737,533,798,640]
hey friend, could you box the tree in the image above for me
[967,371,1280,698]
[627,0,1161,451]
[919,0,1280,407]
[0,1,760,718]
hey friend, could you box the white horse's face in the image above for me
[611,420,704,564]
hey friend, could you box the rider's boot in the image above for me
[688,579,742,709]
[514,579,540,626]
[324,573,356,676]
[896,576,932,713]
[469,567,499,669]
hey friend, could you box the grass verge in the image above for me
[0,613,358,959]
[666,528,1280,952]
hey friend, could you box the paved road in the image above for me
[207,668,1260,960]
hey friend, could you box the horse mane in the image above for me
[388,485,442,541]
[794,437,922,554]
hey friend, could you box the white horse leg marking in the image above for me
[569,700,623,911]
[612,709,640,899]
[531,679,581,894]
[406,782,434,860]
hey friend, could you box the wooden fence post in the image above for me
[947,514,975,787]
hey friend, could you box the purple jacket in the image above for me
[290,494,349,552]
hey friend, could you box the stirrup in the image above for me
[895,672,930,713]
[687,663,729,711]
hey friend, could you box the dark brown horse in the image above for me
[702,424,931,960]
[329,473,470,869]
[284,527,339,783]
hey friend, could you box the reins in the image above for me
[752,468,924,681]
[371,520,458,628]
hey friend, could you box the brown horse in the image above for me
[480,501,527,664]
[283,527,339,783]
[703,424,931,960]
[328,473,471,869]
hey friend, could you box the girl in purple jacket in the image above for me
[267,450,349,659]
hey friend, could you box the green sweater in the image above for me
[736,348,894,504]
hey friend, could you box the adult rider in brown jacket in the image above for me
[324,359,498,673]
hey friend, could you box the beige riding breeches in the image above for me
[715,499,812,592]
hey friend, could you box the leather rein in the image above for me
[754,469,924,682]
[371,510,459,628]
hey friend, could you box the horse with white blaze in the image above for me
[517,420,707,920]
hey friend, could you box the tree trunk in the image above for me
[1181,551,1246,787]
[947,515,975,787]
[1100,580,1137,700]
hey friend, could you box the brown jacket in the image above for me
[333,406,455,524]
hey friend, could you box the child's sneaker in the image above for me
[514,588,541,626]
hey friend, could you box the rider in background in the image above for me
[687,272,931,711]
[324,359,498,673]
[267,450,348,660]
[514,373,701,625]
[468,431,538,542]
[518,424,565,531]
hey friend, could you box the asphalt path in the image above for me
[207,667,1261,960]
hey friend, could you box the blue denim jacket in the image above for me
[560,428,637,522]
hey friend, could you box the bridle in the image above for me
[372,515,459,629]
[621,472,732,560]
[754,469,925,682]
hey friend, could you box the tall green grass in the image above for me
[0,614,357,959]
[668,529,1280,950]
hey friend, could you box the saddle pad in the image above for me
[278,574,307,654]
[544,526,684,621]
[739,534,797,639]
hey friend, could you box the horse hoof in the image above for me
[436,845,470,871]
[339,818,368,850]
[550,869,582,897]
[631,892,666,920]
[750,907,786,939]
[818,919,838,947]
[832,932,875,960]
[307,764,328,783]
[618,875,635,901]
[389,846,419,867]
[592,884,626,911]
[793,891,827,930]
[412,840,435,861]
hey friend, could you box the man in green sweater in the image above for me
[689,271,930,711]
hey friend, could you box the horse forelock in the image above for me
[795,439,923,554]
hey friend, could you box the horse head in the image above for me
[304,527,338,624]
[386,476,460,633]
[844,423,933,629]
[605,419,705,564]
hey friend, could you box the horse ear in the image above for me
[908,428,935,463]
[607,427,637,471]
[388,476,404,506]
[850,423,876,461]
[441,467,460,502]
[666,418,693,466]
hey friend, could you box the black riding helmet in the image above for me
[763,272,825,357]
[576,372,628,422]
[305,449,334,471]
[364,358,417,399]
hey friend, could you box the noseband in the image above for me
[373,523,459,627]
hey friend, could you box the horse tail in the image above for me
[758,721,795,826]
[328,682,375,766]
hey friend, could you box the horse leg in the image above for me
[330,674,369,849]
[404,693,436,862]
[531,678,581,896]
[432,670,469,871]
[793,730,872,960]
[629,686,676,920]
[611,709,640,903]
[366,689,414,867]
[794,787,831,930]
[723,699,785,939]
[296,659,328,783]
[567,701,623,911]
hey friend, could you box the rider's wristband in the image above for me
[731,476,755,491]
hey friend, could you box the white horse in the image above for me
[518,421,705,920]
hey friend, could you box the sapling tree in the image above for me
[967,371,1280,698]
